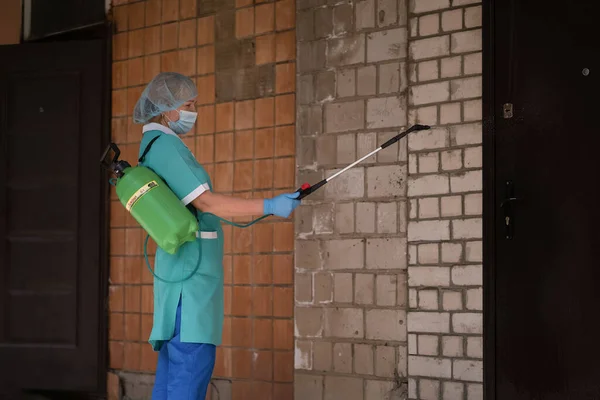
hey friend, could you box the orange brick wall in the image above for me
[108,0,296,398]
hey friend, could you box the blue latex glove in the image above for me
[264,192,301,218]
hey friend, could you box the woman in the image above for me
[132,72,300,399]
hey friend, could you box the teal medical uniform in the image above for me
[138,123,224,352]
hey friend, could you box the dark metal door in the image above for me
[0,40,108,395]
[485,0,599,399]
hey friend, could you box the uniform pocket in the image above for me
[195,230,223,279]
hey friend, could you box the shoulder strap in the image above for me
[138,134,161,163]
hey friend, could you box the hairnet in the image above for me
[133,72,198,124]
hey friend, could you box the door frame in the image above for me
[482,0,496,398]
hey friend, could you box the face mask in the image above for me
[167,110,197,135]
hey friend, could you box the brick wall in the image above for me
[108,0,296,398]
[406,0,482,398]
[293,0,482,398]
[294,0,410,398]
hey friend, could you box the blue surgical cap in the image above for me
[133,72,198,124]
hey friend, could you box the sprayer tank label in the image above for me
[126,181,158,211]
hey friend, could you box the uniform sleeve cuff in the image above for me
[181,183,210,205]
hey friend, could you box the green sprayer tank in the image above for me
[101,143,198,255]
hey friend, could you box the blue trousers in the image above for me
[152,298,216,400]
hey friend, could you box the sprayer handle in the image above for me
[100,142,121,170]
[295,180,327,200]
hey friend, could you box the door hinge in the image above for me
[503,103,513,119]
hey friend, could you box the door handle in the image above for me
[501,181,519,239]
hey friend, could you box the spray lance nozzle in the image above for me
[100,142,131,178]
[295,124,431,200]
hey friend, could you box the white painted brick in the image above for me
[356,202,375,233]
[419,14,440,36]
[408,356,451,378]
[398,345,407,376]
[443,382,464,400]
[410,0,450,13]
[410,17,418,37]
[452,265,482,285]
[418,152,439,173]
[335,203,354,234]
[441,149,462,170]
[441,195,462,217]
[367,237,406,269]
[323,239,364,270]
[467,337,483,358]
[356,0,375,29]
[409,288,418,308]
[442,336,463,357]
[466,288,482,310]
[418,60,440,82]
[397,273,408,307]
[418,243,439,264]
[464,6,482,28]
[366,380,395,399]
[314,272,334,304]
[324,376,363,400]
[375,345,396,377]
[314,203,335,234]
[411,81,450,105]
[313,341,332,371]
[367,96,407,128]
[328,35,366,66]
[410,36,450,60]
[418,335,439,356]
[325,307,364,338]
[442,243,463,263]
[334,273,354,303]
[442,9,462,31]
[464,146,482,168]
[357,132,377,163]
[464,99,482,121]
[441,56,462,78]
[357,66,377,96]
[464,193,482,215]
[415,106,438,125]
[408,220,450,241]
[366,309,406,341]
[451,77,482,100]
[367,165,407,197]
[409,62,418,83]
[440,103,461,124]
[333,342,352,373]
[451,170,482,193]
[408,244,417,264]
[453,313,482,334]
[451,123,481,145]
[409,154,418,174]
[409,378,418,399]
[409,127,449,150]
[325,100,365,133]
[468,384,483,400]
[442,290,463,311]
[295,340,313,370]
[325,167,365,199]
[407,312,450,333]
[378,62,401,94]
[420,379,440,400]
[408,175,450,196]
[354,343,374,375]
[408,334,418,354]
[465,241,482,262]
[376,274,398,306]
[454,360,483,382]
[409,267,450,286]
[355,273,374,305]
[377,202,397,233]
[337,133,356,164]
[452,218,482,239]
[337,68,356,98]
[418,289,438,310]
[464,52,482,75]
[367,28,408,62]
[451,29,482,53]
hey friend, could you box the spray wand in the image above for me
[294,124,430,199]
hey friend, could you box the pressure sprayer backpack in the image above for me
[100,124,429,283]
